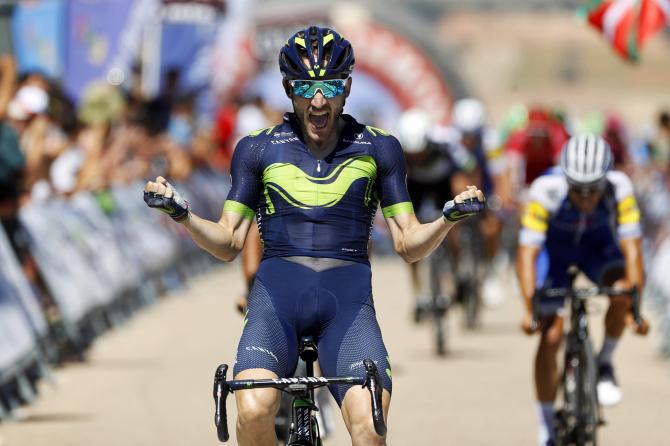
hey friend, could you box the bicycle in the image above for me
[453,215,485,330]
[531,267,641,446]
[413,218,485,356]
[212,336,387,445]
[415,242,450,356]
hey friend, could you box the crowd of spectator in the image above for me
[0,54,286,334]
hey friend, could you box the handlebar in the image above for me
[531,285,641,327]
[362,359,387,436]
[213,364,230,442]
[212,359,387,442]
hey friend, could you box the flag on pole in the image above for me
[579,0,670,62]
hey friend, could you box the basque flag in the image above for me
[580,0,670,61]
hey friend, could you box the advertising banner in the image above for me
[160,21,217,92]
[12,0,66,78]
[64,0,134,101]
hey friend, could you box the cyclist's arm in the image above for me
[176,134,262,262]
[516,180,550,313]
[183,211,253,262]
[619,237,644,297]
[516,243,541,314]
[612,173,645,297]
[377,134,453,263]
[385,211,455,264]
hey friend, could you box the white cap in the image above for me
[8,86,49,120]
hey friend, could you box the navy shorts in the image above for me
[535,240,625,316]
[233,257,392,405]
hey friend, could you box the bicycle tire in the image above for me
[558,342,579,446]
[455,220,483,330]
[463,281,480,329]
[429,248,449,356]
[575,339,599,446]
[434,310,447,356]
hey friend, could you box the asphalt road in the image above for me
[1,258,668,446]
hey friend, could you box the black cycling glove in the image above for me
[143,182,191,223]
[442,198,485,222]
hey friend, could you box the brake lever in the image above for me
[362,359,387,437]
[213,364,230,442]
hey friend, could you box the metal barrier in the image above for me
[0,171,230,420]
[0,226,49,419]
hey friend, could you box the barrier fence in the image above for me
[0,170,230,420]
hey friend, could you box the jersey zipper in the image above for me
[317,159,322,173]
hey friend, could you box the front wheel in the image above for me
[434,309,447,356]
[463,281,480,329]
[559,341,599,446]
[575,340,599,445]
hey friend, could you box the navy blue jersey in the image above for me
[224,113,413,263]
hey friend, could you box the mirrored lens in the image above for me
[290,80,346,99]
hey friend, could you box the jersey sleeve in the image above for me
[518,176,554,246]
[374,133,414,218]
[609,171,642,240]
[223,136,263,220]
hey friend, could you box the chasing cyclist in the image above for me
[395,108,474,319]
[516,134,649,446]
[144,26,485,445]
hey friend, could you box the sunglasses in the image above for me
[289,79,347,99]
[569,183,605,197]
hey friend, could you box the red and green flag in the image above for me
[579,0,670,61]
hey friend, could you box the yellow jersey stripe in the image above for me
[617,195,641,225]
[521,201,549,232]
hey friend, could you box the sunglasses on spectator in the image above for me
[289,79,347,99]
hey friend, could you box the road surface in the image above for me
[1,258,668,445]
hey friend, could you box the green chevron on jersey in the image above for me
[262,156,377,214]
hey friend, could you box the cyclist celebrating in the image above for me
[144,26,485,446]
[516,134,649,446]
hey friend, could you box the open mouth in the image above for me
[309,113,329,130]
